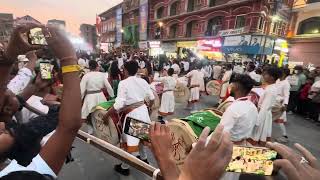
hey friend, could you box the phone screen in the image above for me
[29,28,47,45]
[124,117,150,141]
[226,146,278,176]
[39,63,53,80]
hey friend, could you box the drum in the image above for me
[146,90,160,121]
[174,83,190,103]
[167,119,198,169]
[206,80,222,96]
[91,109,120,146]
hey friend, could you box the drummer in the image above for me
[103,60,155,176]
[208,74,258,145]
[154,68,177,121]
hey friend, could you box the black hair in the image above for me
[281,68,290,77]
[265,67,281,82]
[1,171,54,180]
[231,74,255,95]
[168,68,174,76]
[248,64,256,71]
[124,60,139,76]
[89,60,98,71]
[226,64,232,70]
[110,61,121,79]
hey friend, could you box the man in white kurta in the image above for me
[155,68,177,116]
[80,71,114,119]
[220,65,233,100]
[274,68,290,143]
[112,60,155,174]
[213,64,222,80]
[186,67,204,104]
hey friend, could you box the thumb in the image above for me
[274,159,300,180]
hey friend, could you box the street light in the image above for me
[120,29,124,33]
[158,22,163,27]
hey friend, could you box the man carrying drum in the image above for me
[102,60,155,176]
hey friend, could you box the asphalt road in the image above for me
[58,95,320,180]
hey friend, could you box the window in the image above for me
[272,22,278,34]
[156,7,164,19]
[235,15,245,28]
[169,24,178,38]
[209,0,216,7]
[258,17,265,30]
[170,1,179,16]
[206,16,223,36]
[187,0,195,12]
[186,21,195,37]
[297,17,320,35]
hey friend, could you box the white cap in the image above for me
[17,55,29,62]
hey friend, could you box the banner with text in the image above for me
[139,0,148,41]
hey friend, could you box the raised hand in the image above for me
[5,23,42,62]
[267,142,320,180]
[42,27,76,61]
[179,125,233,180]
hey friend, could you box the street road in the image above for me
[59,95,320,180]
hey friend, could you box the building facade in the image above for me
[14,15,41,26]
[0,13,14,43]
[99,3,122,51]
[288,0,320,66]
[47,19,66,30]
[148,0,293,61]
[80,24,98,51]
[122,0,140,47]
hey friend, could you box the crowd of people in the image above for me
[0,23,319,180]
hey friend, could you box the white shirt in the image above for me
[20,95,49,124]
[156,76,177,91]
[117,57,124,69]
[249,71,261,83]
[213,65,222,80]
[78,58,88,68]
[308,80,320,99]
[182,61,190,72]
[186,70,204,86]
[220,98,258,141]
[222,70,233,82]
[201,65,212,78]
[7,68,33,95]
[275,79,290,105]
[171,64,181,74]
[114,76,155,111]
[233,65,244,74]
[0,155,56,178]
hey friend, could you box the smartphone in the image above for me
[39,62,53,80]
[28,28,47,45]
[123,117,151,141]
[226,146,278,176]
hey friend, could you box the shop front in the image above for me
[271,38,289,67]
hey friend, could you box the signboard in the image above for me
[139,0,148,41]
[177,41,197,48]
[217,27,249,36]
[115,8,123,47]
[149,41,161,48]
[162,42,177,52]
[139,41,148,49]
[197,39,222,52]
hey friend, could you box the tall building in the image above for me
[99,3,123,51]
[122,0,140,47]
[0,13,14,43]
[288,0,320,66]
[47,19,66,30]
[80,24,97,51]
[148,0,293,63]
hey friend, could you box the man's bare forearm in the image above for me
[157,156,179,180]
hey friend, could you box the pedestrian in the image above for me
[220,64,233,101]
[212,61,222,80]
[250,67,280,146]
[273,68,291,143]
[185,63,204,112]
[287,65,306,114]
[297,77,314,116]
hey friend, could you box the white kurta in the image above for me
[171,63,181,75]
[209,97,258,142]
[220,70,232,98]
[113,76,155,150]
[80,71,114,119]
[186,70,204,102]
[275,79,290,122]
[157,76,177,115]
[213,65,222,80]
[251,84,277,142]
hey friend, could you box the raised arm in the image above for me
[39,27,81,174]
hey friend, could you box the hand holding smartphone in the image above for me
[124,117,151,141]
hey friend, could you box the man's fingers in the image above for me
[207,124,224,152]
[149,122,155,138]
[214,132,233,164]
[294,143,319,169]
[274,159,300,180]
[267,142,302,170]
[160,124,166,134]
[193,127,210,152]
[154,122,161,134]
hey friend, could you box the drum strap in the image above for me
[189,85,200,89]
[163,89,174,93]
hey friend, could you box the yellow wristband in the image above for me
[61,65,81,74]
